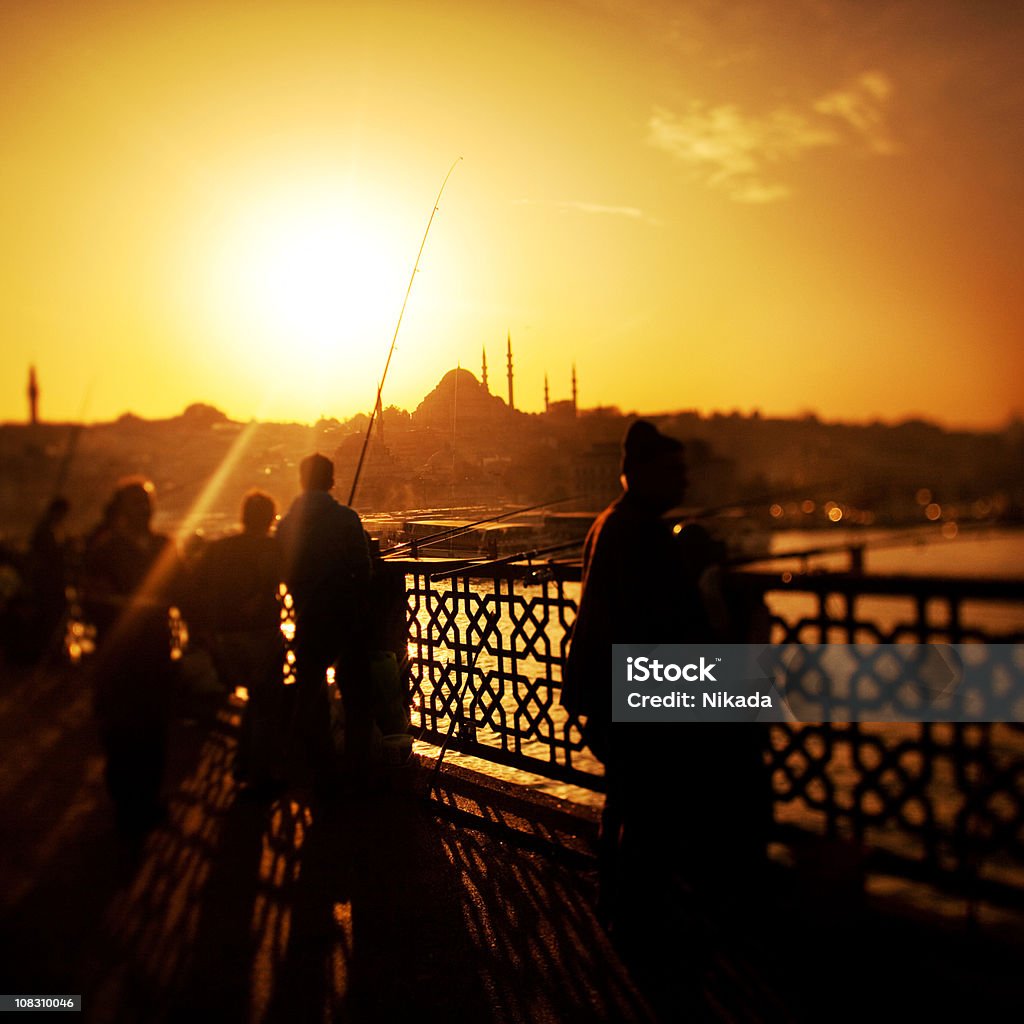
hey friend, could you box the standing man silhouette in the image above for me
[277,454,373,791]
[84,479,181,836]
[196,490,283,789]
[563,421,701,935]
[564,420,771,957]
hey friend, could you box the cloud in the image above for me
[814,71,899,155]
[730,181,793,204]
[647,102,837,202]
[648,69,898,202]
[513,198,660,224]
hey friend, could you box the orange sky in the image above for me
[2,0,1022,428]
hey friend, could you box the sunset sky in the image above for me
[2,1,1022,428]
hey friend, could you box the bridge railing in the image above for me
[400,558,592,786]
[390,556,1024,903]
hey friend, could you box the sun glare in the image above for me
[241,212,397,346]
[207,191,410,385]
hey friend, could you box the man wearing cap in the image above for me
[277,454,373,790]
[564,420,698,754]
[564,420,720,940]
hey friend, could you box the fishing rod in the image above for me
[428,522,947,580]
[410,487,849,572]
[679,479,853,521]
[727,520,991,569]
[426,518,948,580]
[347,158,463,507]
[393,479,850,560]
[383,495,583,557]
[428,538,584,581]
[51,378,96,501]
[405,479,860,553]
[399,477,876,569]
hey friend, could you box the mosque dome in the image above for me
[438,367,481,391]
[413,368,508,428]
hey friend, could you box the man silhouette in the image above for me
[277,454,373,790]
[563,421,699,932]
[84,478,180,835]
[564,421,771,955]
[196,490,283,789]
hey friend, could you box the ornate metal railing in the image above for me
[742,570,1024,904]
[401,558,590,785]
[391,556,1024,902]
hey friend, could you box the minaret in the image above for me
[28,365,39,426]
[571,363,578,416]
[506,331,514,412]
[481,347,489,393]
[544,373,550,413]
[452,361,460,456]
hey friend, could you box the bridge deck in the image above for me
[1,662,1021,1022]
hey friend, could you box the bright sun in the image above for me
[209,190,411,382]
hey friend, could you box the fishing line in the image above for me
[348,158,463,506]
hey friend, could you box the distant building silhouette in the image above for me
[545,365,578,420]
[506,332,515,413]
[413,368,509,432]
[481,347,489,393]
[28,365,39,426]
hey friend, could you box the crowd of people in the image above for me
[1,453,390,837]
[3,427,772,950]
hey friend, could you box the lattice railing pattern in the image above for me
[404,564,591,786]
[752,572,1024,895]
[392,559,1024,897]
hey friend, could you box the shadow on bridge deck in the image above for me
[1,661,1022,1022]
